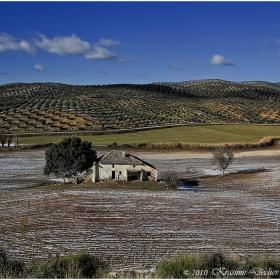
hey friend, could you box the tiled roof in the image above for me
[97,150,156,169]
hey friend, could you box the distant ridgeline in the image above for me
[0,79,280,134]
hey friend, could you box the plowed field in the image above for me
[0,147,280,270]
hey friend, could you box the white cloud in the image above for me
[210,54,235,66]
[34,64,45,71]
[84,46,118,60]
[35,33,121,61]
[0,32,129,62]
[0,33,35,54]
[118,55,135,63]
[98,38,121,47]
[34,33,91,56]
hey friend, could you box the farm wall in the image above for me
[87,163,157,182]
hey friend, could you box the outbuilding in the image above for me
[87,150,157,182]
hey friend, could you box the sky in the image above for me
[1,1,280,86]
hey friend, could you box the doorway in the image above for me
[127,170,141,181]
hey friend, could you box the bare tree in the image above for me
[213,145,234,176]
[7,135,13,147]
[0,130,7,147]
[14,135,19,149]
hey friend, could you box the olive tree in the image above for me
[213,145,234,176]
[44,137,96,178]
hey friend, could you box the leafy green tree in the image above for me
[44,137,96,178]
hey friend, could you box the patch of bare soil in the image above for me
[200,168,280,199]
[1,169,280,270]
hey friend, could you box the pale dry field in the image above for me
[0,146,280,271]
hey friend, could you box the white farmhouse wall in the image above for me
[88,163,157,182]
[86,150,157,183]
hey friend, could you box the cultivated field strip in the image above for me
[1,170,280,270]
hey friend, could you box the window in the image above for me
[119,171,122,175]
[112,164,114,168]
[112,171,115,179]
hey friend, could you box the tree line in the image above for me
[0,130,19,148]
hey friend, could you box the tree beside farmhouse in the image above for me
[44,137,96,180]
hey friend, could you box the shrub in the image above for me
[30,252,107,279]
[0,248,26,278]
[162,171,180,189]
[157,254,201,278]
[157,252,280,279]
[120,143,133,148]
[137,142,147,148]
[202,251,239,276]
[108,142,118,148]
[30,143,53,149]
[243,258,280,279]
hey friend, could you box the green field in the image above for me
[18,124,280,147]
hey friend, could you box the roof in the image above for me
[96,150,156,169]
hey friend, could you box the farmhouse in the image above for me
[87,150,157,182]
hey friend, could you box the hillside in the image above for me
[1,79,280,134]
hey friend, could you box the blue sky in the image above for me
[1,1,280,85]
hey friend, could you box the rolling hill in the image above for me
[1,79,280,134]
